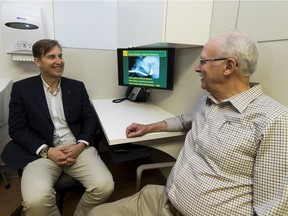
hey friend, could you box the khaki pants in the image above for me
[21,147,114,216]
[87,184,182,216]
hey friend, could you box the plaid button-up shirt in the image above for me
[166,84,288,215]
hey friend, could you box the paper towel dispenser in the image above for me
[0,4,47,61]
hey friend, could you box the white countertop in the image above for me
[92,99,184,145]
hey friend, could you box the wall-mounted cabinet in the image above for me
[117,0,213,48]
[118,0,288,48]
[52,0,288,50]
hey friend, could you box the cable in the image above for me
[112,97,128,103]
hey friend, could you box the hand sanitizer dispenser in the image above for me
[0,4,46,61]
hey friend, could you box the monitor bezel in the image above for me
[117,47,175,90]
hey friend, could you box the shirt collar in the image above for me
[41,75,61,95]
[207,83,264,113]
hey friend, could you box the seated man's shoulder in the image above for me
[256,94,288,118]
[14,75,40,87]
[61,77,83,86]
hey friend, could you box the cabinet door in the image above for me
[118,0,213,48]
[118,0,166,48]
[54,1,117,49]
[237,1,288,42]
[165,0,213,46]
[117,1,135,48]
[132,0,166,47]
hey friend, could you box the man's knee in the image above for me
[139,184,165,199]
[90,178,114,202]
[22,187,56,213]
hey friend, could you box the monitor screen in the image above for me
[117,48,175,90]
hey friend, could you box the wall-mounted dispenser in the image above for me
[0,4,46,62]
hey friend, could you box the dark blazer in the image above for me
[1,75,97,170]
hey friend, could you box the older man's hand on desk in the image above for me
[126,121,168,138]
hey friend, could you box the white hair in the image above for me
[214,30,259,76]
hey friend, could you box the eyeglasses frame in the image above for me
[199,57,229,66]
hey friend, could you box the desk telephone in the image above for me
[126,86,147,102]
[112,86,147,103]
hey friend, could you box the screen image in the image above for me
[117,48,175,90]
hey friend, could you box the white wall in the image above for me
[251,40,288,105]
[59,48,126,100]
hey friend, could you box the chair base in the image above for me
[0,167,11,189]
[10,205,23,216]
[12,170,84,215]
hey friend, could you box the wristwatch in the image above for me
[40,146,50,158]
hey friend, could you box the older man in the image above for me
[88,30,288,216]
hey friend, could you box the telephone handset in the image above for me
[126,86,147,102]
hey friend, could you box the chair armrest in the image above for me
[136,162,175,191]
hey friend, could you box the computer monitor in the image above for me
[117,48,175,90]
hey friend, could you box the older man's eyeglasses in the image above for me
[199,58,229,66]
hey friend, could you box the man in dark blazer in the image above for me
[1,39,114,216]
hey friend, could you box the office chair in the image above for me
[53,172,84,212]
[7,129,102,215]
[0,166,11,189]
